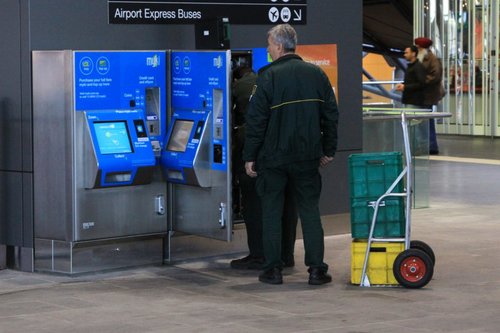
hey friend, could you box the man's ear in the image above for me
[277,43,285,56]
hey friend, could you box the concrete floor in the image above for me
[1,136,500,332]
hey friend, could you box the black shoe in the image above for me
[283,258,295,268]
[259,267,283,284]
[230,255,264,270]
[308,268,332,285]
[429,149,439,155]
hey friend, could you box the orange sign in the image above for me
[296,44,338,96]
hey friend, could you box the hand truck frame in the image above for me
[359,108,451,288]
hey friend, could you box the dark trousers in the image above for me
[239,173,297,261]
[429,118,439,151]
[256,160,328,271]
[423,105,439,152]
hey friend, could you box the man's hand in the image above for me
[320,156,334,167]
[245,161,258,177]
[395,83,404,92]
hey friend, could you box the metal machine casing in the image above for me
[33,49,234,271]
[32,50,168,274]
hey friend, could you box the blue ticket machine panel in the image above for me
[85,109,156,188]
[74,51,167,156]
[169,51,230,174]
[161,110,212,187]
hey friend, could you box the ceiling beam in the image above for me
[363,30,405,70]
[389,0,412,24]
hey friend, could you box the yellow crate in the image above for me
[351,239,405,285]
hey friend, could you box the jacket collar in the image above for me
[258,53,303,74]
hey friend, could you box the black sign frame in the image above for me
[108,1,307,25]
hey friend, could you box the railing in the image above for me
[362,80,403,106]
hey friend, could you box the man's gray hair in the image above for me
[267,24,297,52]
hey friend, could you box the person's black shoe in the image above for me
[230,255,264,270]
[308,268,332,285]
[429,149,439,155]
[283,258,295,268]
[259,267,283,284]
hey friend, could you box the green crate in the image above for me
[349,152,404,199]
[350,197,405,238]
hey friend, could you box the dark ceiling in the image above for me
[363,0,413,54]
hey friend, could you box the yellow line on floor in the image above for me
[429,155,500,165]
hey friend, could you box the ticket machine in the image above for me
[162,50,232,241]
[32,51,168,274]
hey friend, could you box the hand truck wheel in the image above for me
[410,240,435,266]
[393,249,434,289]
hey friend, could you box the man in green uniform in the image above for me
[243,24,339,285]
[231,65,298,270]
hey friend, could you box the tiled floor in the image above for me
[437,134,500,159]
[1,135,500,332]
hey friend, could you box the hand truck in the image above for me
[359,109,449,288]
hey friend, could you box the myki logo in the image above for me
[147,54,160,67]
[213,55,223,69]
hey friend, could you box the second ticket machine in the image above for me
[161,51,232,241]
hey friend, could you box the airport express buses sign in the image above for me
[108,0,307,25]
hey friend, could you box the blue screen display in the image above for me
[93,121,133,155]
[167,120,194,152]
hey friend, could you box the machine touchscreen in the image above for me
[167,120,194,152]
[93,121,133,155]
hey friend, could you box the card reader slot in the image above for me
[214,144,223,163]
[105,172,132,183]
[167,169,184,181]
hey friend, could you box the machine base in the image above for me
[34,235,165,275]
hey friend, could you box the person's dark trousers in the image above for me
[424,105,439,153]
[256,160,328,272]
[429,118,439,152]
[281,182,297,265]
[239,173,298,260]
[239,173,264,258]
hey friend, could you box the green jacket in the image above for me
[243,54,339,169]
[232,71,257,173]
[232,71,257,127]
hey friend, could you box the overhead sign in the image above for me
[108,0,307,25]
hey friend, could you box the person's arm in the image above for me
[320,72,339,166]
[425,56,443,85]
[320,156,334,167]
[242,73,272,175]
[244,161,257,177]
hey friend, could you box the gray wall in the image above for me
[0,0,33,253]
[0,0,362,260]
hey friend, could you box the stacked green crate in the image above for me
[348,152,405,238]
